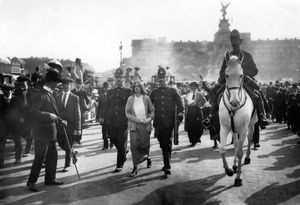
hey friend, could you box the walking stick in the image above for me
[62,127,81,179]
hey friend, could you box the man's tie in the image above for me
[192,92,195,100]
[62,92,67,107]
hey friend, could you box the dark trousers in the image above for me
[253,122,260,144]
[65,134,74,167]
[109,126,128,168]
[102,124,110,148]
[0,134,22,165]
[75,115,84,142]
[24,128,33,154]
[156,127,173,169]
[28,140,58,183]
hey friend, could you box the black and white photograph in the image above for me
[0,0,300,204]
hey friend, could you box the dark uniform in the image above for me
[96,82,111,150]
[107,68,131,172]
[150,67,183,174]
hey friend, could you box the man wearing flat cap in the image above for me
[150,66,184,175]
[106,67,131,172]
[56,77,81,172]
[209,29,269,142]
[27,69,66,192]
[72,78,89,144]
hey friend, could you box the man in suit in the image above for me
[150,67,184,175]
[56,77,81,172]
[72,78,90,144]
[96,81,112,150]
[106,68,131,172]
[0,84,19,168]
[27,68,66,192]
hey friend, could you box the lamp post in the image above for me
[119,41,123,67]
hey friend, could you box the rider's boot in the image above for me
[256,94,269,129]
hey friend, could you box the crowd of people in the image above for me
[0,29,300,193]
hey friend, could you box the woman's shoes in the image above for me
[147,158,152,168]
[130,167,138,177]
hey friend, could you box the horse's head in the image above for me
[225,56,244,107]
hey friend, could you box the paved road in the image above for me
[1,123,300,205]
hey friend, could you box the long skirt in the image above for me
[130,124,151,167]
[186,105,203,144]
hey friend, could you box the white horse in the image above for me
[219,56,258,186]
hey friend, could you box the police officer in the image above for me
[150,67,184,175]
[210,29,268,138]
[106,68,131,172]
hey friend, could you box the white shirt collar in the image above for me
[43,85,53,94]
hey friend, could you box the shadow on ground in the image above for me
[245,180,300,205]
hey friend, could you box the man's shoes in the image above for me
[102,147,108,150]
[190,143,196,147]
[164,169,171,175]
[44,180,64,185]
[254,143,260,148]
[130,167,138,177]
[22,153,30,157]
[113,167,122,173]
[14,159,21,164]
[62,166,70,172]
[110,142,114,149]
[162,166,171,173]
[27,182,38,192]
[147,158,152,168]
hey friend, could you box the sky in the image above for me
[0,0,299,72]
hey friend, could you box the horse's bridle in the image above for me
[223,76,247,133]
[225,76,244,105]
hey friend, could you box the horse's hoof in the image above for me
[232,165,238,173]
[225,168,234,176]
[244,157,251,165]
[234,178,243,186]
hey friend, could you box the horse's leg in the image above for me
[235,130,247,186]
[232,133,239,173]
[245,123,254,164]
[219,126,233,176]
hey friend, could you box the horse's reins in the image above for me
[223,78,247,133]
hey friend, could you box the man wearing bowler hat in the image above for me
[56,77,81,172]
[150,66,184,175]
[106,68,131,172]
[27,69,66,192]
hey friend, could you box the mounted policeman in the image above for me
[209,29,269,140]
